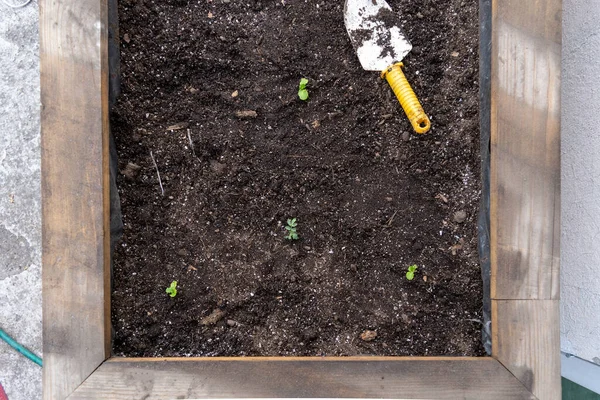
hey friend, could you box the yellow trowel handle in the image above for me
[381,63,431,134]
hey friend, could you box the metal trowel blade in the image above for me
[344,0,412,71]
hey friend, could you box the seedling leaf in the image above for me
[406,265,418,281]
[298,79,309,101]
[285,218,300,240]
[166,280,178,297]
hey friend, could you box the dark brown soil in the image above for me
[111,0,483,357]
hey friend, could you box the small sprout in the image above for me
[285,218,299,240]
[298,78,309,101]
[406,265,418,281]
[166,280,178,297]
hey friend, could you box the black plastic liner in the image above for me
[478,0,492,355]
[109,0,123,274]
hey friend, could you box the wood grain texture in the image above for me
[493,300,561,400]
[69,357,534,400]
[41,0,109,399]
[490,0,561,299]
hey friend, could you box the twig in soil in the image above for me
[387,210,398,227]
[287,154,314,158]
[150,151,165,196]
[187,129,196,157]
[234,110,258,119]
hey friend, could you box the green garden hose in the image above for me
[0,328,42,367]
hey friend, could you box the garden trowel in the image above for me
[344,0,430,134]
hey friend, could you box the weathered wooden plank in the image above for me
[41,0,110,398]
[490,2,562,393]
[69,357,534,399]
[493,300,561,400]
[490,1,562,298]
[490,0,561,299]
[497,0,561,44]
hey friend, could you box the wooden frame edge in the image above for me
[41,0,111,398]
[489,0,561,300]
[68,357,536,399]
[488,0,562,397]
[492,300,561,400]
[41,0,562,398]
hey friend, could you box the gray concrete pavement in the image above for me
[0,2,42,400]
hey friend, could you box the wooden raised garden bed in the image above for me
[41,0,561,398]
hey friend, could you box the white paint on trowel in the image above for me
[344,0,411,71]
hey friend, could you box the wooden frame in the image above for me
[41,0,562,399]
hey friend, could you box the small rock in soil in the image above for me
[360,330,377,342]
[450,243,463,255]
[402,131,410,141]
[435,193,449,203]
[201,309,226,326]
[412,241,423,251]
[231,90,239,97]
[123,33,131,43]
[177,248,189,257]
[226,319,237,327]
[234,110,257,119]
[401,314,411,324]
[453,210,467,223]
[121,162,141,179]
[303,329,318,342]
[210,160,227,175]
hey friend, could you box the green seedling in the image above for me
[285,218,299,240]
[406,265,418,281]
[298,78,309,101]
[166,280,178,297]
